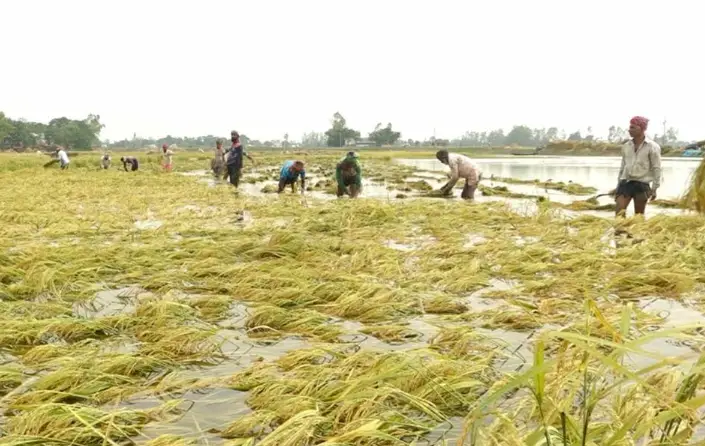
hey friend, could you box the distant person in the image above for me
[120,156,139,172]
[224,131,255,187]
[101,153,111,169]
[615,116,662,216]
[336,151,362,198]
[211,139,226,177]
[278,160,306,194]
[56,147,70,170]
[162,144,174,172]
[435,150,482,200]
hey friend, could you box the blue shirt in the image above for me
[280,161,305,182]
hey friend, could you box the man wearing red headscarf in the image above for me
[615,116,662,216]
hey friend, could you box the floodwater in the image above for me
[397,156,701,200]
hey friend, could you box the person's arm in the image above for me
[123,161,128,172]
[440,160,459,193]
[335,164,345,188]
[650,144,662,200]
[300,170,306,194]
[244,149,255,164]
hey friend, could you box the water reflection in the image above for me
[397,156,701,200]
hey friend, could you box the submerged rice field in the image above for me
[1,150,705,445]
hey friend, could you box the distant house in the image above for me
[347,138,377,148]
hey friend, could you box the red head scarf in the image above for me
[630,116,649,131]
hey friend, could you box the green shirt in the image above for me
[335,157,362,187]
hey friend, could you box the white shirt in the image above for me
[447,153,481,184]
[618,138,662,189]
[57,150,69,165]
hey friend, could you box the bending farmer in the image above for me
[336,151,362,198]
[278,160,306,194]
[224,131,254,187]
[435,150,482,199]
[56,147,70,170]
[101,153,111,169]
[121,156,139,172]
[615,116,662,216]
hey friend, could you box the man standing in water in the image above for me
[336,151,362,198]
[224,131,254,187]
[278,160,306,194]
[615,116,662,216]
[435,150,482,200]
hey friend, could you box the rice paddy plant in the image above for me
[223,348,496,444]
[459,301,705,445]
[2,151,705,443]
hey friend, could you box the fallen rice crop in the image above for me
[1,150,705,444]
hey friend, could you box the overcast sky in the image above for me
[2,0,701,142]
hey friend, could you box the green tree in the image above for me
[0,112,15,147]
[487,129,505,146]
[44,114,104,150]
[325,112,360,147]
[504,125,534,146]
[567,131,582,141]
[368,122,401,146]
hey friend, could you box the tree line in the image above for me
[0,112,104,151]
[0,110,693,151]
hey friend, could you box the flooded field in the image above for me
[398,156,701,200]
[1,150,705,445]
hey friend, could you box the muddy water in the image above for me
[134,388,249,445]
[397,156,700,201]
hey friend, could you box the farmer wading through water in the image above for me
[224,131,254,187]
[615,116,662,216]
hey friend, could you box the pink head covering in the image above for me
[630,116,649,131]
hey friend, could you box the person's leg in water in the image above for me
[228,166,241,187]
[633,183,651,215]
[344,175,361,198]
[460,179,477,200]
[336,184,347,197]
[615,181,632,217]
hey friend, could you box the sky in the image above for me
[2,0,702,142]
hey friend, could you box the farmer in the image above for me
[162,144,174,172]
[211,139,226,177]
[278,160,306,194]
[615,116,662,216]
[336,151,362,198]
[224,131,254,187]
[101,153,111,169]
[120,156,139,172]
[435,150,482,200]
[56,147,70,170]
